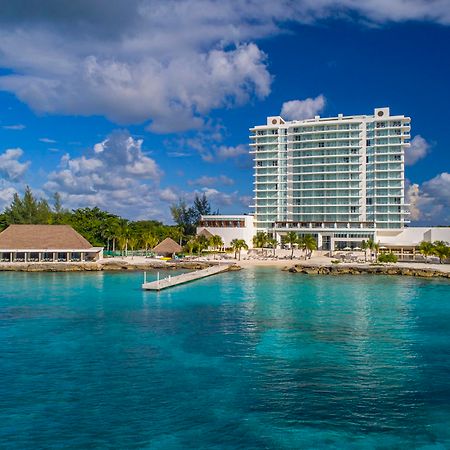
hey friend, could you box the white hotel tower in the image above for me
[250,107,411,250]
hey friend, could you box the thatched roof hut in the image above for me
[153,237,182,256]
[0,224,93,249]
[197,228,213,239]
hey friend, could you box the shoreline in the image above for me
[0,256,449,279]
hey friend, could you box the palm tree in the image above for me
[366,237,375,261]
[209,234,224,252]
[252,232,268,251]
[432,240,450,264]
[195,235,209,255]
[302,234,317,259]
[128,236,138,259]
[184,239,197,256]
[283,231,298,259]
[361,240,369,262]
[116,219,130,256]
[267,237,278,256]
[117,235,128,257]
[373,242,380,262]
[142,233,159,256]
[418,241,435,262]
[230,239,248,261]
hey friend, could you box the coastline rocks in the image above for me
[0,260,240,273]
[288,264,450,279]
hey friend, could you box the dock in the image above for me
[141,263,233,291]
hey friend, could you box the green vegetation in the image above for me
[419,240,450,263]
[0,187,217,254]
[281,232,317,260]
[378,252,398,263]
[230,239,248,260]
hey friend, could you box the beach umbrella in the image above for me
[353,246,361,251]
[343,246,351,251]
[379,246,387,249]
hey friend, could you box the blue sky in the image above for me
[0,0,449,224]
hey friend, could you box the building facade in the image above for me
[197,215,255,248]
[250,107,411,249]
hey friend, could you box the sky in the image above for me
[0,0,449,225]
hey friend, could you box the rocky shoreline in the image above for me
[0,260,229,272]
[287,263,450,279]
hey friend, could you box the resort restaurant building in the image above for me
[0,225,103,263]
[197,215,255,248]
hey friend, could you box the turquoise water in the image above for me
[1,269,450,449]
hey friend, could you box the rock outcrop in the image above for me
[288,264,450,279]
[0,260,231,272]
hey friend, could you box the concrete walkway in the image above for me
[142,263,232,291]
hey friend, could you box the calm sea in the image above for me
[1,269,450,449]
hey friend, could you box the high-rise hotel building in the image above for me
[250,107,411,249]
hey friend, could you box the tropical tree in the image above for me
[267,237,278,256]
[373,242,380,262]
[184,239,197,256]
[252,232,268,250]
[418,241,435,262]
[195,235,209,255]
[361,240,369,262]
[432,241,450,264]
[116,219,130,256]
[209,235,224,252]
[282,231,299,259]
[230,239,248,261]
[142,233,159,256]
[117,235,128,257]
[128,236,139,258]
[366,237,376,261]
[302,234,317,259]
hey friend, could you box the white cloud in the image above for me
[407,173,450,225]
[0,148,30,181]
[405,135,430,166]
[2,124,25,130]
[44,130,165,218]
[1,1,448,133]
[188,175,234,187]
[281,95,326,120]
[39,137,57,144]
[0,187,17,210]
[215,145,249,161]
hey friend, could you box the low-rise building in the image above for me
[0,224,103,262]
[197,215,255,248]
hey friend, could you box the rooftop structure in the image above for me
[0,224,103,262]
[152,237,182,256]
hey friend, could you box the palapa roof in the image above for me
[0,224,94,250]
[197,228,213,239]
[152,237,182,255]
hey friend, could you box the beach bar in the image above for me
[0,224,103,263]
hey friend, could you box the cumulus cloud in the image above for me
[405,135,430,166]
[0,148,30,181]
[0,187,17,210]
[407,173,450,225]
[44,130,165,218]
[188,175,234,187]
[281,95,326,120]
[0,1,448,133]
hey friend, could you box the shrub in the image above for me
[378,252,398,263]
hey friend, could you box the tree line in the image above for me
[0,187,216,254]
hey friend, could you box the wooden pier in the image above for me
[141,264,233,291]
